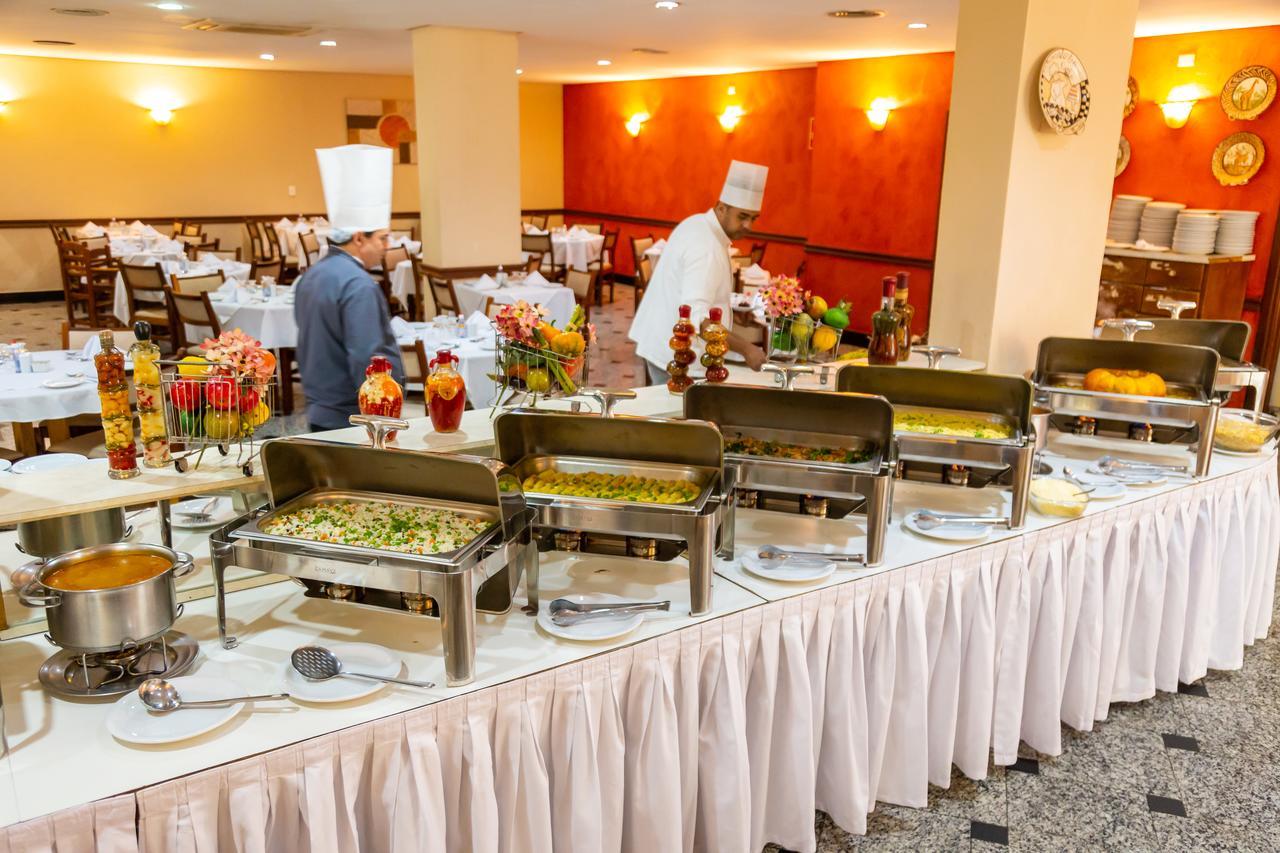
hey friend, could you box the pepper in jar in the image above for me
[94,331,139,479]
[666,304,696,394]
[427,349,466,433]
[358,355,404,439]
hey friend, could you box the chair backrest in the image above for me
[171,270,226,295]
[250,257,283,282]
[565,268,596,303]
[268,223,291,261]
[171,221,185,238]
[203,248,242,262]
[399,339,429,385]
[482,296,504,320]
[520,233,553,255]
[182,223,203,237]
[62,324,139,350]
[750,241,767,266]
[175,234,204,246]
[428,275,459,315]
[600,230,618,264]
[383,245,410,272]
[637,257,653,286]
[79,234,108,251]
[389,230,414,245]
[255,221,278,260]
[244,221,266,262]
[49,224,71,244]
[631,235,655,268]
[524,253,543,273]
[529,215,548,230]
[120,262,166,294]
[299,231,321,266]
[731,254,752,270]
[167,289,222,342]
[578,223,603,234]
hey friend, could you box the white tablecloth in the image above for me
[454,280,576,329]
[9,452,1275,850]
[396,323,500,409]
[205,291,297,350]
[0,351,103,423]
[112,258,252,324]
[390,259,416,304]
[549,231,604,271]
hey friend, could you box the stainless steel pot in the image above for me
[18,543,195,652]
[16,508,127,560]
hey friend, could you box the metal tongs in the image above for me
[548,598,670,626]
[1094,455,1191,478]
[912,510,1011,531]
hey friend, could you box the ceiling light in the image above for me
[827,9,885,18]
[597,59,612,66]
[907,22,927,29]
[259,53,275,61]
[516,67,523,75]
[655,0,680,8]
[52,8,108,16]
[153,2,184,9]
[33,39,76,45]
[319,39,337,47]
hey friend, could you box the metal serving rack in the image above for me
[1033,337,1221,476]
[491,339,591,410]
[837,366,1036,529]
[158,357,279,475]
[683,382,896,566]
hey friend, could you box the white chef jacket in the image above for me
[628,209,734,370]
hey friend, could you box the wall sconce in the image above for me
[718,104,745,133]
[137,89,181,127]
[625,111,650,137]
[865,98,896,131]
[1158,84,1200,128]
[149,107,174,126]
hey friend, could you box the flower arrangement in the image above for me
[492,301,593,407]
[200,329,277,382]
[760,275,807,320]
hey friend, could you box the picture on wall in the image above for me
[345,98,417,164]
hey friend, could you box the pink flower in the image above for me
[760,276,806,319]
[201,329,271,378]
[494,300,547,346]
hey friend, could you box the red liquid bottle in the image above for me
[427,350,466,433]
[867,277,900,366]
[358,354,405,439]
[666,304,696,394]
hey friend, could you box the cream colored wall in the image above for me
[519,83,565,210]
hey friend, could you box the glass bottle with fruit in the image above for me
[129,321,170,467]
[427,350,466,433]
[892,271,915,362]
[867,277,900,366]
[358,354,404,440]
[666,304,696,394]
[699,306,730,383]
[94,330,139,479]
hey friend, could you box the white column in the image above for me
[411,26,522,271]
[930,0,1139,374]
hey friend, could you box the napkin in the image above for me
[78,222,105,238]
[648,239,667,253]
[524,270,550,287]
[474,274,498,291]
[740,263,769,283]
[465,311,493,338]
[80,335,103,360]
[525,225,548,235]
[390,315,414,340]
[567,225,586,236]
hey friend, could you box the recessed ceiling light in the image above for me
[319,39,337,47]
[597,59,612,66]
[259,53,275,61]
[632,46,669,55]
[655,0,680,9]
[827,9,885,18]
[907,21,927,29]
[33,39,76,45]
[153,2,184,10]
[52,8,108,16]
[515,67,524,75]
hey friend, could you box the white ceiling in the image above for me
[2,0,1278,82]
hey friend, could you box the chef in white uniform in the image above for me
[628,160,769,383]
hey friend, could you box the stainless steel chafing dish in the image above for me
[683,383,895,566]
[837,366,1036,528]
[210,438,533,686]
[493,407,727,616]
[1033,337,1221,476]
[1098,318,1268,412]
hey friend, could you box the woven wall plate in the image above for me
[1221,65,1276,120]
[1211,132,1265,186]
[1116,136,1131,176]
[1124,76,1138,118]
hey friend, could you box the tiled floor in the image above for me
[7,294,1280,851]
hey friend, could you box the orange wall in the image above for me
[1114,25,1280,345]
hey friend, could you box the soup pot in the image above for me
[18,543,195,653]
[16,508,128,560]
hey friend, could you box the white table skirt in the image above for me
[205,294,297,350]
[552,233,604,272]
[10,458,1275,851]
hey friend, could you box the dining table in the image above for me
[525,227,605,272]
[203,286,298,349]
[111,255,252,325]
[0,349,129,456]
[453,276,576,328]
[394,320,503,409]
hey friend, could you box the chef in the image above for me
[295,144,404,432]
[628,159,769,383]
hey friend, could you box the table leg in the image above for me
[44,419,71,446]
[158,498,173,548]
[11,422,40,457]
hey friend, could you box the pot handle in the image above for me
[172,551,197,579]
[18,579,60,609]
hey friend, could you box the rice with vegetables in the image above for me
[262,501,489,555]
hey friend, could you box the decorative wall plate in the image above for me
[1211,132,1265,186]
[1039,48,1091,135]
[1221,65,1275,120]
[1116,135,1131,176]
[1124,76,1139,118]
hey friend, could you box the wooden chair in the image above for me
[182,223,203,238]
[565,268,598,322]
[481,296,505,321]
[171,221,185,238]
[523,253,543,273]
[255,221,279,261]
[175,234,205,246]
[120,263,176,348]
[167,288,222,353]
[529,214,548,231]
[588,229,618,305]
[749,241,767,267]
[57,240,117,329]
[244,221,267,263]
[428,275,460,316]
[185,239,222,259]
[48,223,71,244]
[62,323,138,351]
[268,223,299,282]
[202,247,242,262]
[521,233,560,282]
[407,257,428,322]
[634,257,653,310]
[578,223,603,235]
[299,231,322,268]
[170,270,226,295]
[250,257,283,282]
[399,339,429,392]
[79,234,109,252]
[378,245,411,316]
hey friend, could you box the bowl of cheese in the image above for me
[1029,477,1089,518]
[1213,408,1280,454]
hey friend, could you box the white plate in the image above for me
[1214,445,1275,457]
[170,496,240,529]
[1087,467,1165,487]
[284,643,402,703]
[536,593,645,642]
[41,377,85,389]
[903,511,992,543]
[11,453,89,474]
[0,459,10,473]
[106,676,245,745]
[741,549,836,584]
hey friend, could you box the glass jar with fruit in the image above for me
[129,321,170,467]
[358,355,404,439]
[93,330,139,479]
[666,304,696,394]
[427,350,466,433]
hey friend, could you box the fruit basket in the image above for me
[759,276,847,364]
[490,301,593,409]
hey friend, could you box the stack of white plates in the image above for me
[1171,211,1220,255]
[1137,201,1185,248]
[1215,210,1260,256]
[1106,195,1150,244]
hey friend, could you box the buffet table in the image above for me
[0,377,1276,852]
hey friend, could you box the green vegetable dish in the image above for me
[262,501,490,555]
[723,434,873,464]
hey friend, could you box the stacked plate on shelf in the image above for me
[1106,195,1150,244]
[1137,201,1185,248]
[1215,210,1260,256]
[1171,211,1221,254]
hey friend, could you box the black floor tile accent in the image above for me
[970,820,1009,845]
[1178,681,1210,697]
[1008,757,1040,775]
[1162,733,1200,752]
[1147,794,1188,817]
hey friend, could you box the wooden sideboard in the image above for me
[1096,247,1254,322]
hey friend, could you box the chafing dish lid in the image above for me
[1096,319,1249,362]
[493,409,723,470]
[1034,337,1220,394]
[836,365,1032,433]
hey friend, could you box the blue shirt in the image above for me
[294,247,404,430]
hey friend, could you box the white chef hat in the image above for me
[719,160,769,211]
[315,144,393,232]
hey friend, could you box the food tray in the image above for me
[721,424,879,470]
[892,404,1023,445]
[509,454,720,514]
[1041,374,1205,403]
[230,488,501,563]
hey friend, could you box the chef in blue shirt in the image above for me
[295,144,404,431]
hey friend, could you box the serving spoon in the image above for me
[138,677,288,714]
[290,645,435,689]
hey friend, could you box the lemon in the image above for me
[177,355,210,378]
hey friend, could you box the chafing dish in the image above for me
[1033,337,1221,476]
[211,438,533,686]
[683,383,895,565]
[1098,318,1268,412]
[493,408,727,616]
[837,366,1036,528]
